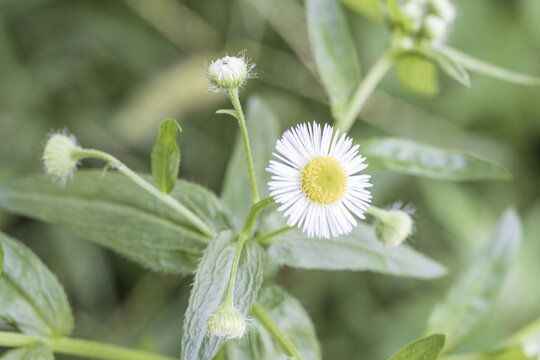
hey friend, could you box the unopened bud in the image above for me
[207,304,246,339]
[401,2,425,31]
[207,54,253,92]
[369,206,414,247]
[424,15,448,41]
[42,132,80,184]
[430,0,456,23]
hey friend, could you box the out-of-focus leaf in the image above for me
[426,209,522,351]
[388,334,445,360]
[0,171,234,274]
[442,348,533,360]
[229,285,321,360]
[360,137,511,181]
[340,0,383,22]
[306,0,361,122]
[509,316,540,359]
[440,47,540,86]
[221,97,280,229]
[396,55,438,96]
[181,231,264,360]
[0,342,54,360]
[0,243,3,275]
[423,47,471,87]
[151,119,181,194]
[265,224,446,279]
[0,232,73,337]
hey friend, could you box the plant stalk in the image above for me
[0,332,175,360]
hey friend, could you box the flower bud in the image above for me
[369,206,414,247]
[207,54,252,91]
[42,132,80,184]
[423,15,448,41]
[206,304,246,339]
[401,2,425,31]
[430,0,456,23]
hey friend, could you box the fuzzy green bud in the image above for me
[42,132,80,184]
[368,207,414,247]
[206,304,246,339]
[207,55,252,91]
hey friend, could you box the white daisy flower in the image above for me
[267,122,372,239]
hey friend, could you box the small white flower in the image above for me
[42,132,80,184]
[430,0,456,24]
[424,15,448,41]
[206,304,246,339]
[207,53,254,92]
[267,122,372,239]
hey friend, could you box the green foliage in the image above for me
[396,55,438,96]
[265,224,446,279]
[221,96,280,228]
[360,137,511,181]
[426,210,522,351]
[181,231,265,360]
[151,119,182,194]
[340,0,383,22]
[0,171,233,273]
[0,232,73,337]
[442,348,533,360]
[227,285,322,360]
[422,47,470,88]
[388,334,445,360]
[0,343,54,360]
[306,0,361,122]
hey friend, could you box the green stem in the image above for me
[222,198,274,307]
[0,332,175,360]
[251,302,303,359]
[227,88,260,203]
[71,148,214,239]
[255,226,293,245]
[336,51,395,133]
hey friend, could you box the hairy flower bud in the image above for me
[207,54,253,92]
[207,304,246,339]
[368,206,414,247]
[42,132,80,184]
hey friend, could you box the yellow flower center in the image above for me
[301,157,347,204]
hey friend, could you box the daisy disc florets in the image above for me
[267,122,372,239]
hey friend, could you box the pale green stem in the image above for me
[222,197,274,307]
[255,226,293,245]
[335,51,395,133]
[71,148,214,239]
[227,88,260,203]
[365,205,386,219]
[0,332,175,360]
[251,302,303,359]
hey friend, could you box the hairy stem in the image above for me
[252,302,303,359]
[0,332,175,360]
[222,197,274,307]
[227,88,260,203]
[336,51,395,133]
[71,148,214,239]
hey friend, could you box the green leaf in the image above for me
[396,55,438,96]
[426,209,522,351]
[221,96,280,229]
[0,243,3,275]
[440,47,540,86]
[306,0,361,122]
[442,348,533,360]
[0,171,233,274]
[227,285,321,360]
[0,342,54,360]
[181,231,265,360]
[151,118,181,194]
[266,224,446,279]
[422,47,470,87]
[360,137,511,181]
[340,0,383,22]
[216,109,238,119]
[0,232,73,337]
[388,334,445,360]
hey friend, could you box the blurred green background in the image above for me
[1,0,540,358]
